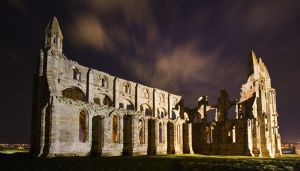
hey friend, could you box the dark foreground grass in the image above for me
[0,151,300,171]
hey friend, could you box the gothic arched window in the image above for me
[79,110,88,142]
[157,107,166,119]
[227,126,236,143]
[138,119,145,144]
[124,82,131,94]
[173,97,177,105]
[159,122,163,143]
[101,77,108,88]
[171,111,176,120]
[140,103,152,116]
[73,68,81,81]
[103,95,113,106]
[62,87,86,101]
[232,126,236,143]
[160,93,165,103]
[112,115,120,143]
[144,89,150,99]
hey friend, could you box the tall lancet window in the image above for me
[101,77,108,88]
[112,115,120,143]
[159,122,163,143]
[79,110,88,142]
[73,68,81,81]
[232,126,236,143]
[138,119,145,144]
[124,82,131,94]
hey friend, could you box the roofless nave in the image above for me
[31,17,282,158]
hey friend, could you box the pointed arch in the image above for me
[119,99,134,110]
[94,94,113,106]
[123,82,131,94]
[159,93,165,103]
[227,125,236,143]
[171,110,178,120]
[73,68,81,80]
[62,86,86,101]
[101,76,108,88]
[103,95,113,106]
[138,119,145,144]
[144,88,150,99]
[112,115,120,143]
[157,107,167,119]
[159,122,163,143]
[79,109,88,142]
[140,103,152,116]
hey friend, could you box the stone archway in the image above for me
[62,86,86,101]
[79,109,88,142]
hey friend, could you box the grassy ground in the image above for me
[0,148,29,154]
[0,150,299,171]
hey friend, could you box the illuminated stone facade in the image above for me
[189,51,282,157]
[31,17,282,157]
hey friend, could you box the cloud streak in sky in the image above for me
[68,14,111,50]
[64,0,298,106]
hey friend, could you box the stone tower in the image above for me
[44,16,63,53]
[30,17,65,156]
[239,50,282,157]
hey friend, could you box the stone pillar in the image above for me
[114,77,119,108]
[119,115,124,145]
[91,115,104,156]
[168,94,171,118]
[38,103,47,157]
[136,84,140,111]
[87,69,94,103]
[252,119,262,157]
[153,89,157,118]
[167,122,175,154]
[43,96,54,157]
[147,119,157,154]
[101,117,110,155]
[183,123,194,154]
[123,115,133,155]
[163,121,168,153]
[245,119,253,156]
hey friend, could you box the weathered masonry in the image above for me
[31,17,282,158]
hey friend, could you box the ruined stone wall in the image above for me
[32,45,190,157]
[32,18,281,158]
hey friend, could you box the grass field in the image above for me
[0,150,299,171]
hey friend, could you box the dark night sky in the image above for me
[0,0,300,144]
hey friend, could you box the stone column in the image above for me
[244,119,253,156]
[167,122,175,154]
[153,89,157,118]
[168,94,171,118]
[91,115,104,156]
[101,117,110,155]
[136,84,140,111]
[147,119,157,155]
[252,119,262,157]
[131,115,139,155]
[87,69,94,103]
[114,77,119,108]
[122,114,133,155]
[119,115,124,145]
[183,123,194,154]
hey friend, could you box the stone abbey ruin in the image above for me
[31,17,282,158]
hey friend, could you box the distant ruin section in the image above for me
[30,17,282,158]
